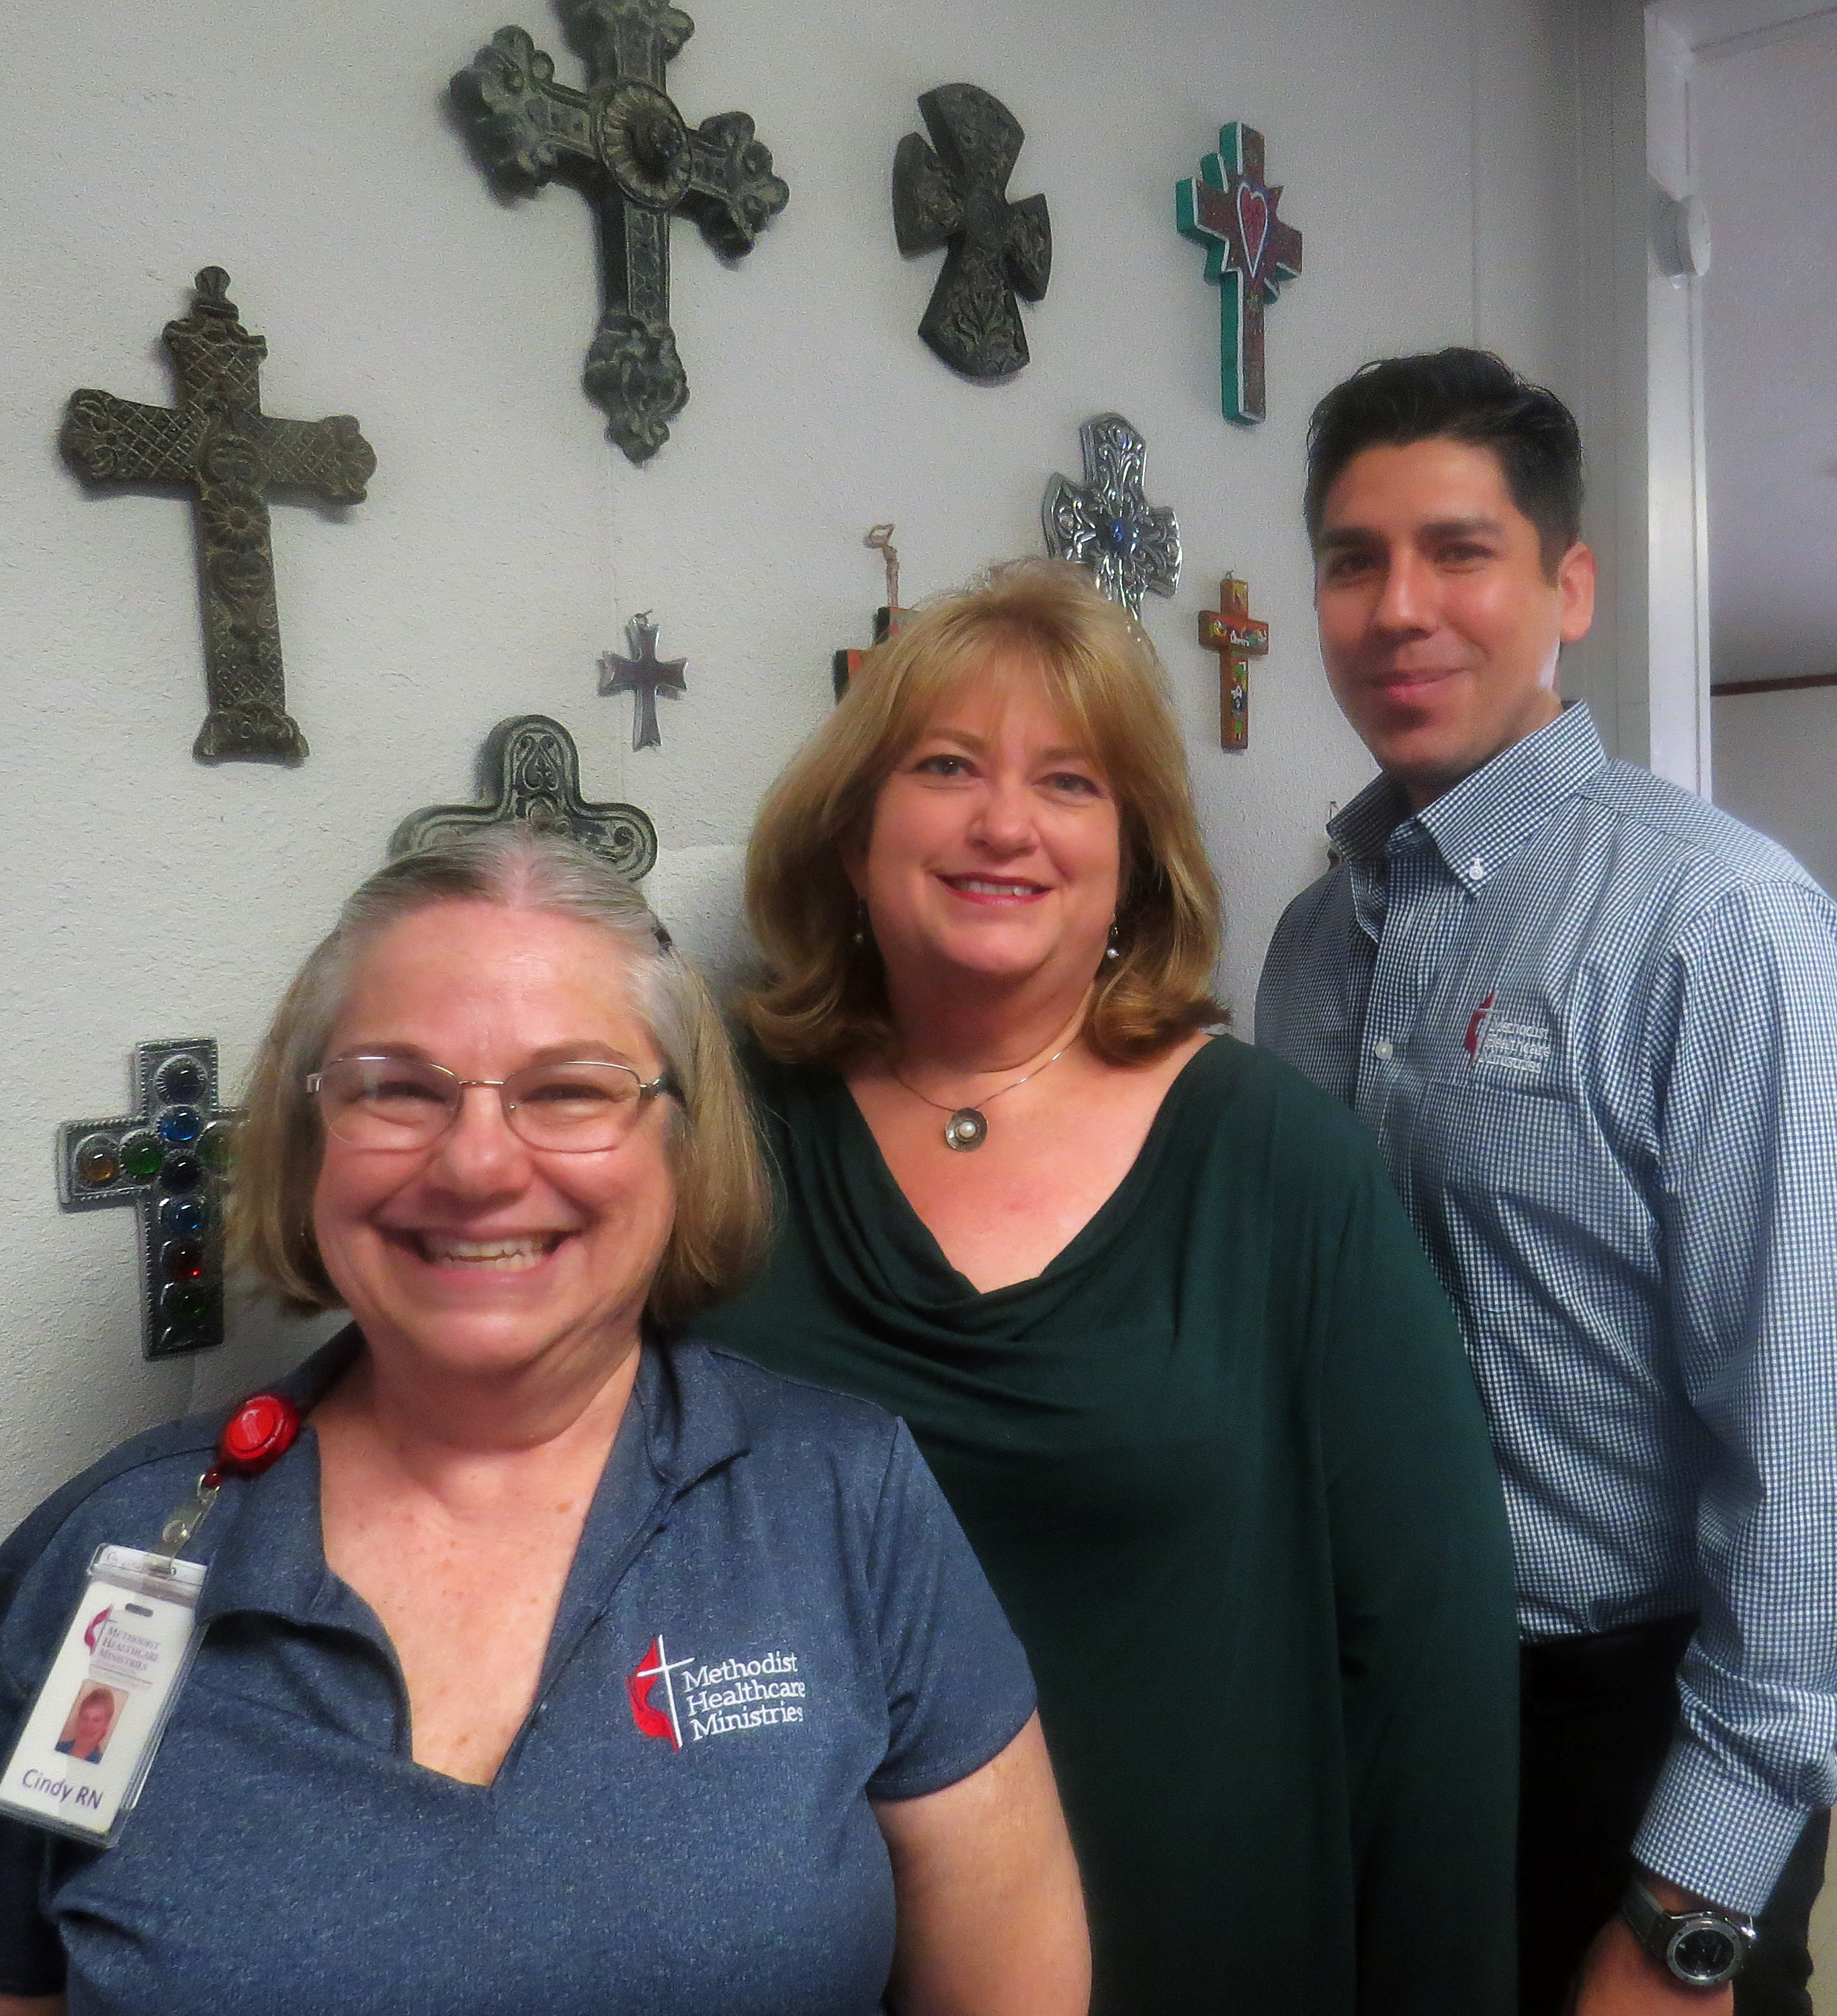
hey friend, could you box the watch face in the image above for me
[1670,1924,1740,1985]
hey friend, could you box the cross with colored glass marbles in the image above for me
[832,525,911,699]
[451,0,789,464]
[60,268,376,765]
[1041,413,1181,615]
[59,1040,242,1360]
[1176,124,1303,425]
[599,613,687,750]
[1199,576,1269,750]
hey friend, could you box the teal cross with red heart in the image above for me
[1176,124,1304,425]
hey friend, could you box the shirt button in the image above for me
[1469,857,1487,880]
[1371,1038,1394,1060]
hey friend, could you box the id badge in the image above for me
[0,1546,206,1845]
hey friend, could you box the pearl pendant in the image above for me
[943,1107,988,1152]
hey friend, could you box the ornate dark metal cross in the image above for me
[60,268,376,765]
[59,1040,241,1359]
[452,0,789,464]
[390,714,658,879]
[892,83,1051,380]
[1041,413,1181,615]
[1176,124,1304,425]
[1199,575,1269,750]
[599,612,686,749]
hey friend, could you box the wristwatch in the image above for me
[1621,1878,1757,1988]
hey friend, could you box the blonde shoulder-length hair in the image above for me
[230,826,768,1332]
[742,558,1222,1070]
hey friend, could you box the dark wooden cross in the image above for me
[389,714,658,879]
[1199,575,1269,750]
[1176,124,1303,425]
[452,0,789,464]
[599,612,687,749]
[60,267,376,765]
[832,524,910,698]
[892,83,1052,380]
[59,1040,241,1359]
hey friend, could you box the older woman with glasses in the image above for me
[0,828,1086,2016]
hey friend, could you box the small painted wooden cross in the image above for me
[452,0,789,464]
[599,613,687,749]
[59,1040,241,1359]
[1199,576,1269,750]
[61,267,376,764]
[892,83,1052,380]
[1176,124,1304,425]
[832,525,911,698]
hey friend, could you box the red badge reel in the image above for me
[159,1391,300,1556]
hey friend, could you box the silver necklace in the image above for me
[888,1040,1077,1152]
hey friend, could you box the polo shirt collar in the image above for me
[1326,700,1611,892]
[194,1329,755,1634]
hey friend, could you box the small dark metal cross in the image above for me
[59,1040,241,1360]
[1176,124,1304,425]
[452,0,789,464]
[1041,413,1181,615]
[1199,575,1269,750]
[60,267,376,765]
[389,714,658,879]
[599,612,687,749]
[892,83,1052,380]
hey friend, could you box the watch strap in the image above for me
[1621,1878,1756,1986]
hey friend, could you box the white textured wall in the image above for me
[0,0,1583,1528]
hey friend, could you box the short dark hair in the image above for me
[1304,348,1584,575]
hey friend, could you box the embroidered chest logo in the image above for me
[628,1635,808,1751]
[1462,989,1555,1077]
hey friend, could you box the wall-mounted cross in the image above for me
[59,1040,241,1359]
[452,0,789,464]
[892,83,1052,380]
[832,524,910,698]
[1176,124,1303,425]
[599,612,687,749]
[1199,575,1269,750]
[60,268,376,765]
[1042,413,1181,615]
[390,713,658,879]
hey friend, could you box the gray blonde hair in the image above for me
[229,826,768,1331]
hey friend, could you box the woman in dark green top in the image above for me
[697,562,1517,2012]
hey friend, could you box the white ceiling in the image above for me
[1693,12,1837,683]
[1656,0,1837,54]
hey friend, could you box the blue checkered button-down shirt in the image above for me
[1255,702,1837,1913]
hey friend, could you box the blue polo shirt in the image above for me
[0,1331,1035,2015]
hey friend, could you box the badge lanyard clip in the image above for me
[0,1390,301,1846]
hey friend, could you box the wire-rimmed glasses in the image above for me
[306,1054,675,1154]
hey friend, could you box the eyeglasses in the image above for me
[306,1055,675,1154]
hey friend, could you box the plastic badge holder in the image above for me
[0,1546,208,1845]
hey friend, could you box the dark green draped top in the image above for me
[696,1036,1517,2013]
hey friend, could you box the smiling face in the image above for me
[310,900,676,1387]
[855,655,1122,1001]
[73,1693,113,1751]
[1313,436,1596,808]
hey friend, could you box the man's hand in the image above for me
[1565,1876,1738,2016]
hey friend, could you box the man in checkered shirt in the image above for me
[1257,349,1837,2016]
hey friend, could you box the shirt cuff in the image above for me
[1632,1736,1813,1916]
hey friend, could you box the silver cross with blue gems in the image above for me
[1041,413,1181,614]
